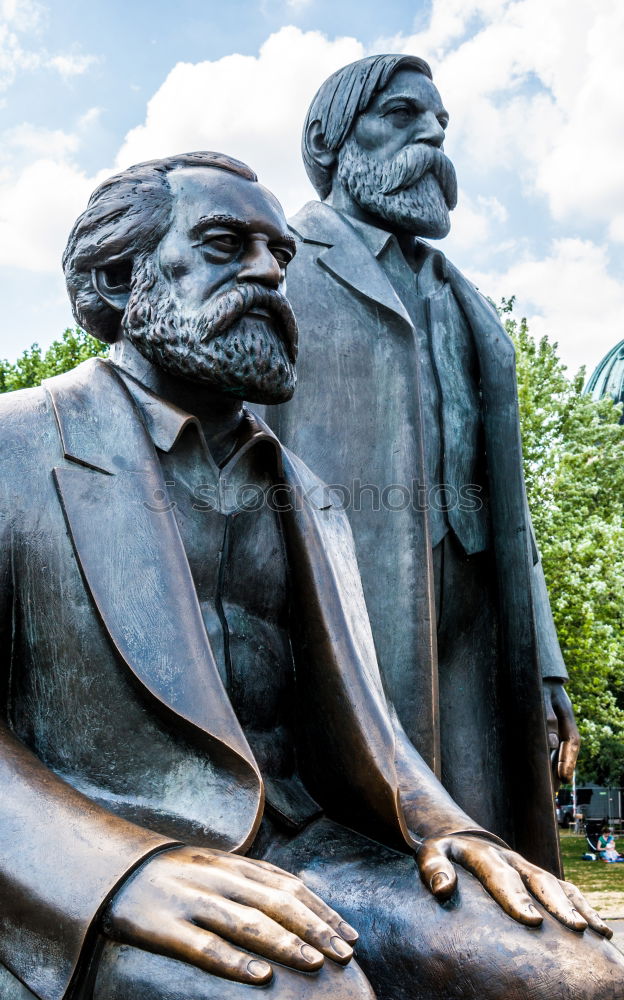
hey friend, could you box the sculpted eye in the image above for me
[438,115,449,130]
[271,245,295,268]
[208,234,241,252]
[197,232,243,258]
[386,107,412,127]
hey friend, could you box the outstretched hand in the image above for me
[102,846,358,986]
[543,679,581,783]
[417,834,612,937]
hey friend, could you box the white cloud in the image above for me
[115,26,363,215]
[47,52,96,78]
[609,215,624,244]
[0,0,41,32]
[0,0,96,90]
[0,113,107,274]
[444,192,508,254]
[0,0,43,90]
[77,106,101,129]
[2,122,79,159]
[286,0,312,8]
[468,238,624,376]
[0,158,95,271]
[0,19,40,90]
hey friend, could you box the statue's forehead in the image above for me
[166,166,287,233]
[369,68,445,111]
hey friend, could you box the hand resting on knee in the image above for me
[417,833,612,936]
[102,846,358,987]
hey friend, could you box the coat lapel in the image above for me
[290,201,412,329]
[277,446,412,853]
[45,358,263,852]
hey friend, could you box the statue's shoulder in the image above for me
[436,250,502,317]
[0,380,55,492]
[0,358,115,454]
[280,444,324,491]
[0,378,50,433]
[280,445,353,520]
[288,200,354,249]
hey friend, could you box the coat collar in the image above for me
[289,201,413,329]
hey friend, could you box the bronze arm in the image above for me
[0,723,175,1000]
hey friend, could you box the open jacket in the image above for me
[0,358,487,1000]
[267,201,563,877]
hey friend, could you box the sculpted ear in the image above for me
[91,264,131,313]
[305,120,336,169]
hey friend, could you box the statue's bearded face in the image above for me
[122,167,298,404]
[336,68,457,238]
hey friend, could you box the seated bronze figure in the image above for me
[0,151,622,1000]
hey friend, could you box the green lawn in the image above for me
[561,833,624,893]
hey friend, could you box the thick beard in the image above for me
[337,136,457,238]
[122,261,297,404]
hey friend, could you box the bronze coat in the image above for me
[0,358,482,1000]
[268,201,562,876]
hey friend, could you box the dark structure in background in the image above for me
[586,340,624,420]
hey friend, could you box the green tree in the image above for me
[0,328,108,393]
[503,299,624,783]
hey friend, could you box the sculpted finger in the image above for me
[193,893,325,972]
[229,884,354,965]
[558,735,580,783]
[561,880,613,938]
[552,691,581,783]
[416,838,457,900]
[506,856,586,931]
[239,863,359,943]
[137,918,273,985]
[451,842,542,926]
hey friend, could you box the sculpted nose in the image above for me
[415,111,445,149]
[237,239,282,289]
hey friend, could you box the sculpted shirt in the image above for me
[347,215,489,553]
[117,370,322,831]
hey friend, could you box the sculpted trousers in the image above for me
[3,817,622,1000]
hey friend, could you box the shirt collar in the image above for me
[115,367,200,453]
[346,214,396,258]
[345,212,449,282]
[114,365,282,471]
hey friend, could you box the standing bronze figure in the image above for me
[0,151,622,1000]
[267,54,578,874]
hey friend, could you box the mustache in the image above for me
[198,283,298,363]
[379,144,458,208]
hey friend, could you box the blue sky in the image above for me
[1,0,623,375]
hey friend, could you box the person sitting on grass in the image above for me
[598,825,624,862]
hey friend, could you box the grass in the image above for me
[561,832,624,894]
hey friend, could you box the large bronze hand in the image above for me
[103,846,358,985]
[543,678,581,783]
[416,834,611,936]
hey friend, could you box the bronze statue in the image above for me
[265,54,578,874]
[0,151,622,1000]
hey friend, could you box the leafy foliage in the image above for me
[0,328,108,393]
[503,298,624,784]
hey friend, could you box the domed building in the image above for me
[585,340,624,421]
